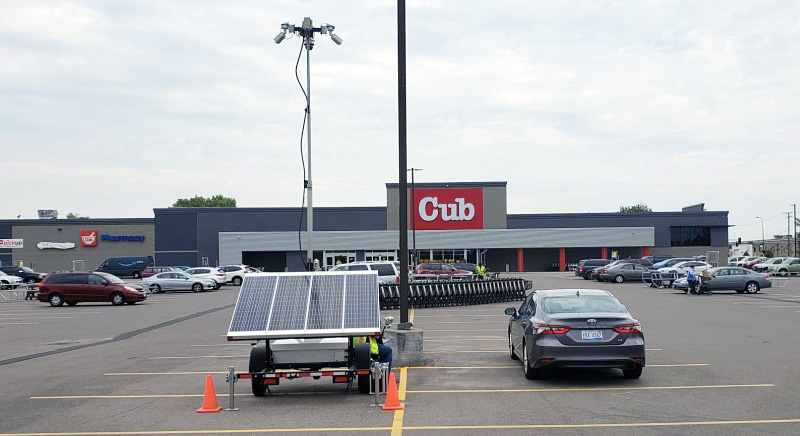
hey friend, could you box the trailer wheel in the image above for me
[249,344,268,397]
[354,343,372,394]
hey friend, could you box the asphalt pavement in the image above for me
[1,272,799,435]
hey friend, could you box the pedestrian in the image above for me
[25,286,36,300]
[477,263,487,280]
[686,265,697,294]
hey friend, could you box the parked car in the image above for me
[657,260,712,276]
[642,255,673,265]
[414,262,473,279]
[37,271,146,306]
[506,289,645,380]
[171,266,191,271]
[672,267,771,294]
[652,258,693,269]
[0,270,24,289]
[141,271,217,293]
[575,259,611,280]
[141,266,179,278]
[185,267,227,289]
[331,261,400,284]
[752,257,787,272]
[742,257,768,269]
[764,258,800,276]
[734,256,761,267]
[0,266,47,283]
[452,262,478,274]
[598,263,650,283]
[218,265,250,286]
[95,256,154,278]
[728,256,747,266]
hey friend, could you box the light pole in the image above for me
[793,204,797,257]
[756,216,765,255]
[397,0,411,330]
[407,168,423,266]
[275,18,342,270]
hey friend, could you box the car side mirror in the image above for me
[505,308,516,316]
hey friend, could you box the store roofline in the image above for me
[0,218,154,225]
[385,181,507,188]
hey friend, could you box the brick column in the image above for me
[517,248,524,272]
[601,247,608,259]
[559,248,566,272]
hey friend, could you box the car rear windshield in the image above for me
[542,296,626,314]
[371,264,396,276]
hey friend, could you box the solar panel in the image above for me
[227,271,381,340]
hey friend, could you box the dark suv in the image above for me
[575,259,611,280]
[0,266,47,283]
[37,272,146,307]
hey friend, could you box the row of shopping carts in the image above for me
[379,278,532,309]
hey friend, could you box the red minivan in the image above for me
[37,272,146,307]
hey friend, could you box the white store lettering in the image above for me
[419,197,476,222]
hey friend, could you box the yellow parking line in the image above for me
[410,308,414,324]
[406,383,774,394]
[401,418,800,431]
[390,367,408,436]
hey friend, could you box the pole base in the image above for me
[397,322,413,330]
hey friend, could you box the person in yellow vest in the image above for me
[352,335,393,372]
[477,263,487,279]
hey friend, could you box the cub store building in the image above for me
[153,181,729,273]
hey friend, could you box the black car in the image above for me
[506,289,645,380]
[0,266,47,283]
[575,259,611,280]
[452,263,478,274]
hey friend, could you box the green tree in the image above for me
[65,213,89,219]
[172,195,237,208]
[619,203,653,213]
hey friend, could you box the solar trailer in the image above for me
[227,271,385,395]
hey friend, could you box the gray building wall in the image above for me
[386,182,507,230]
[154,207,387,267]
[5,220,154,273]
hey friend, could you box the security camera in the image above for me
[274,32,285,44]
[330,33,343,45]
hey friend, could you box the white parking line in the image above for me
[0,322,39,325]
[147,355,248,359]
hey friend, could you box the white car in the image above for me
[330,261,400,284]
[751,257,786,273]
[185,267,227,289]
[141,271,217,293]
[0,271,24,289]
[218,265,250,286]
[728,256,747,266]
[658,261,712,276]
[734,256,762,267]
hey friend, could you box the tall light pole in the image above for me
[275,18,342,270]
[407,168,423,266]
[397,0,411,330]
[793,204,797,257]
[756,216,765,255]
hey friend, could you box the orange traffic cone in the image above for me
[196,374,223,413]
[382,371,404,410]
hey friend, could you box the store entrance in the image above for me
[417,249,479,264]
[323,251,356,270]
[364,251,397,262]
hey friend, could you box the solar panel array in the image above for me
[227,271,381,339]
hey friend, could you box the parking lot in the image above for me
[1,272,800,435]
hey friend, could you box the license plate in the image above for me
[581,330,603,341]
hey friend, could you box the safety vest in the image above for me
[477,265,487,277]
[353,336,379,355]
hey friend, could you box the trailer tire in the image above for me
[249,345,268,397]
[354,343,372,394]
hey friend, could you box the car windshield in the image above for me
[542,296,626,314]
[766,258,784,264]
[0,271,7,276]
[95,272,125,284]
[442,264,457,271]
[21,266,34,273]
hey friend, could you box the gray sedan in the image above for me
[141,271,216,293]
[673,267,771,294]
[598,263,649,283]
[506,289,645,380]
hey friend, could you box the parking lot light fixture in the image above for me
[275,17,342,270]
[756,216,765,253]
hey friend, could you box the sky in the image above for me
[1,0,798,242]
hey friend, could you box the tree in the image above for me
[619,203,652,213]
[65,213,89,219]
[172,195,237,208]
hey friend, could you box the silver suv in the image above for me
[330,261,399,284]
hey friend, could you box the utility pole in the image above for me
[785,212,792,256]
[408,168,423,266]
[756,216,765,255]
[397,0,411,330]
[274,18,342,270]
[793,204,797,257]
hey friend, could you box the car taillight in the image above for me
[396,277,400,283]
[603,269,608,274]
[613,322,642,334]
[216,273,225,276]
[38,283,45,288]
[579,266,584,272]
[533,323,570,335]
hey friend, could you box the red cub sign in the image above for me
[414,188,483,230]
[80,230,98,247]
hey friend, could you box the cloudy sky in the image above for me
[1,0,798,241]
